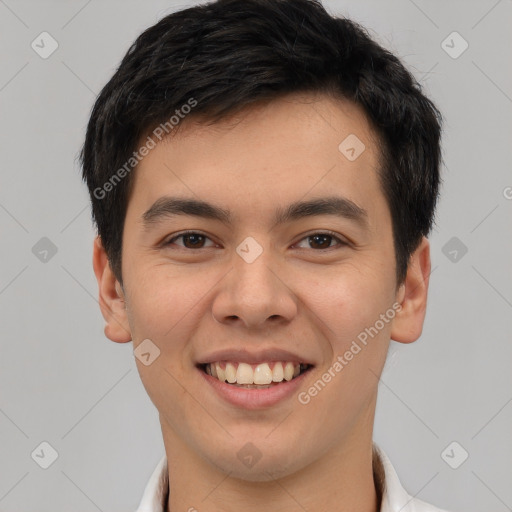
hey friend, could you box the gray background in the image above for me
[0,0,511,511]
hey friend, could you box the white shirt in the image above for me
[135,442,451,512]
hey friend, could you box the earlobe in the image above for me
[92,236,132,343]
[390,237,431,344]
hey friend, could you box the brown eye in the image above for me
[295,232,346,250]
[310,234,333,249]
[166,232,215,249]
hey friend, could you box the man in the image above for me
[81,0,450,510]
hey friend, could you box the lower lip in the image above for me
[198,367,312,410]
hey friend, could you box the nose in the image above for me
[211,245,298,331]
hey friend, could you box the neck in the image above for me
[161,421,380,512]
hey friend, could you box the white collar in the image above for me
[135,442,449,512]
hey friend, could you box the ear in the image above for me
[92,236,132,343]
[390,237,431,344]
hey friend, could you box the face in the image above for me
[94,92,430,482]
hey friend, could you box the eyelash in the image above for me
[164,230,348,251]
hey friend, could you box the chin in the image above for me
[202,439,306,483]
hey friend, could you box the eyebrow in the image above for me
[141,195,369,230]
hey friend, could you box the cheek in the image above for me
[124,266,200,414]
[302,262,395,341]
[124,263,207,342]
[297,275,393,436]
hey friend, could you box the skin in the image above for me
[93,91,431,512]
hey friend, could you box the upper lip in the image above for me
[197,348,315,366]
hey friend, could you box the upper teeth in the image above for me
[205,362,304,385]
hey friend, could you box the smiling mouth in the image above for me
[198,361,313,388]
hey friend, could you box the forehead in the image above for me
[127,92,386,228]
